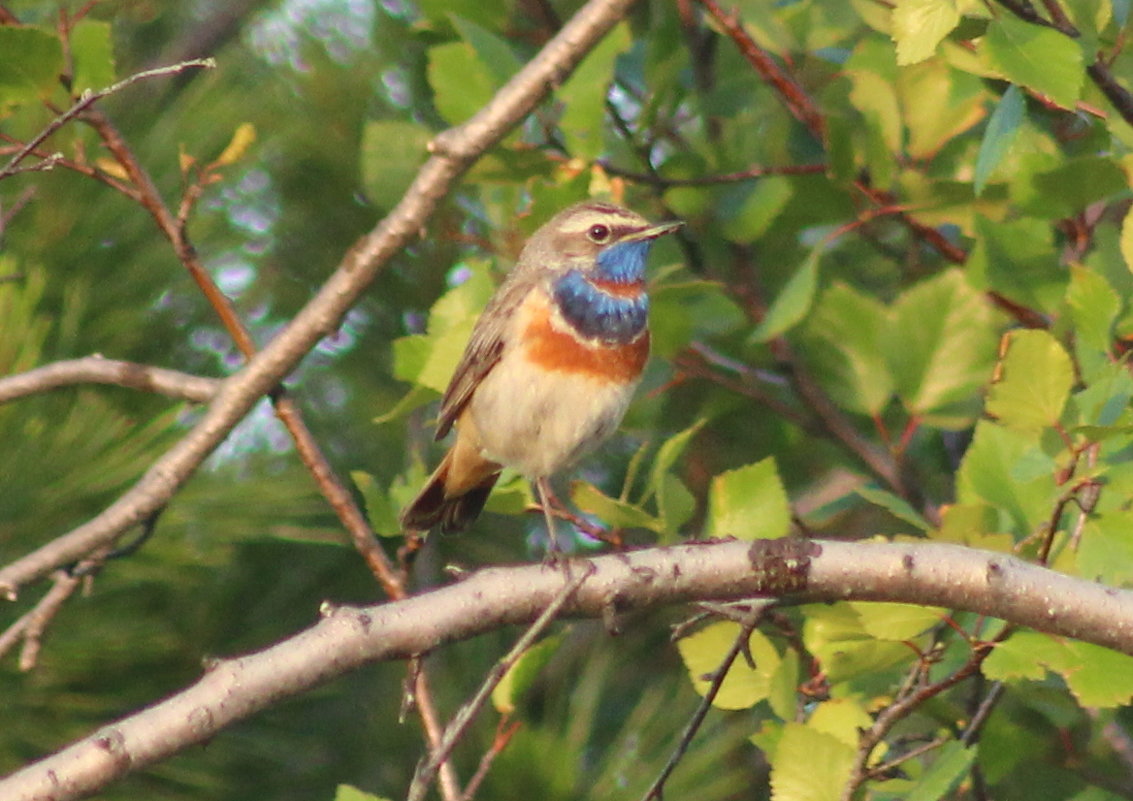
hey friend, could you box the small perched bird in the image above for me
[399,200,682,548]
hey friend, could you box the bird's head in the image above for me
[520,201,682,285]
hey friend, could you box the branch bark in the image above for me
[0,357,220,404]
[0,0,641,600]
[3,538,1132,801]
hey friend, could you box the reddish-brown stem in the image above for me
[79,107,406,599]
[695,0,825,140]
[461,719,522,801]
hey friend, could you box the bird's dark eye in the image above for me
[587,224,611,243]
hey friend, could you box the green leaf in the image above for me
[749,246,820,343]
[985,329,1074,431]
[886,269,1000,425]
[427,17,520,124]
[361,121,432,209]
[0,26,63,107]
[449,15,521,86]
[70,21,115,93]
[906,741,976,801]
[706,457,791,540]
[983,14,1083,108]
[850,601,944,640]
[983,631,1074,681]
[957,421,1058,533]
[1067,265,1121,354]
[676,622,781,709]
[1121,201,1133,274]
[650,419,706,529]
[1076,512,1133,586]
[901,56,988,159]
[649,280,746,357]
[558,23,630,159]
[807,698,874,748]
[855,485,932,531]
[720,177,795,244]
[802,603,919,681]
[1071,360,1133,428]
[974,84,1024,195]
[1014,157,1130,220]
[800,283,894,415]
[967,215,1064,313]
[767,650,800,721]
[334,784,391,801]
[350,471,401,537]
[892,0,961,66]
[983,633,1133,708]
[770,723,856,801]
[570,480,661,532]
[492,634,563,716]
[1061,642,1133,708]
[391,261,497,392]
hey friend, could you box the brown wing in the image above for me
[434,276,535,439]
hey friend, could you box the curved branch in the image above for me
[2,538,1131,801]
[0,0,641,600]
[0,357,220,404]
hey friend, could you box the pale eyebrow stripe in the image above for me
[557,211,646,235]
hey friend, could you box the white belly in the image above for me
[467,352,638,479]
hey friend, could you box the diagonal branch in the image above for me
[0,0,642,601]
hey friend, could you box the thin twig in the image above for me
[407,563,595,801]
[0,570,82,670]
[601,160,826,187]
[461,719,522,801]
[960,681,1005,746]
[695,0,824,140]
[642,602,773,800]
[412,669,463,801]
[0,59,214,180]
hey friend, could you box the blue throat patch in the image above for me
[596,239,650,284]
[553,271,649,344]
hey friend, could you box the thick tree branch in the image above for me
[0,356,220,404]
[3,538,1133,801]
[0,0,641,600]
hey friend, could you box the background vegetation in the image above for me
[2,0,1133,799]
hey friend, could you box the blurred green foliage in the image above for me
[3,0,1133,799]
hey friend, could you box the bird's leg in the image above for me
[530,480,623,550]
[534,476,568,566]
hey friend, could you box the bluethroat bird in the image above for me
[399,201,682,550]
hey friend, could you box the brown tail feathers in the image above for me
[400,448,501,534]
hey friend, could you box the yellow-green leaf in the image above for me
[892,0,960,65]
[707,457,790,540]
[985,329,1074,431]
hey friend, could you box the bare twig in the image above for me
[600,160,826,187]
[695,0,824,140]
[411,669,463,801]
[0,59,214,181]
[408,564,594,801]
[643,601,774,800]
[0,0,642,600]
[0,357,220,405]
[840,645,990,801]
[0,570,82,670]
[460,719,522,801]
